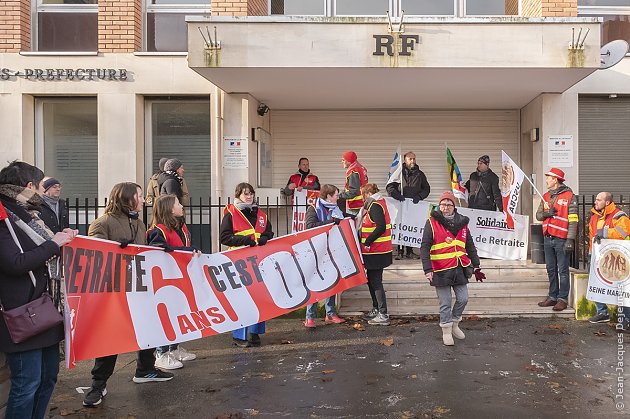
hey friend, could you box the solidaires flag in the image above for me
[446,147,468,201]
[501,150,525,230]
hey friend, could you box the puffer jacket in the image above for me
[465,169,503,211]
[386,164,430,202]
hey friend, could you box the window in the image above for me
[579,1,630,46]
[35,0,98,52]
[35,98,98,199]
[335,0,390,16]
[401,0,455,16]
[146,99,211,199]
[465,0,519,16]
[145,0,211,52]
[270,0,326,15]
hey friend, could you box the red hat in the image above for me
[342,151,357,163]
[545,168,565,182]
[439,191,456,205]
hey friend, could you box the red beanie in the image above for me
[439,191,456,205]
[342,151,357,163]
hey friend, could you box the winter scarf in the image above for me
[42,194,60,218]
[314,198,343,222]
[234,198,258,211]
[164,170,184,186]
[356,192,384,232]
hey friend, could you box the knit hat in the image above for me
[164,158,183,172]
[544,167,565,182]
[42,178,60,192]
[342,151,357,163]
[478,155,490,165]
[158,157,169,171]
[439,191,456,205]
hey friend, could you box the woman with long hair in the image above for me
[303,184,346,328]
[147,194,198,369]
[220,182,274,347]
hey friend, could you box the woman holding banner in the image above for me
[220,182,274,347]
[303,184,346,328]
[420,191,485,346]
[358,183,393,326]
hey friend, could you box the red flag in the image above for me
[0,201,8,221]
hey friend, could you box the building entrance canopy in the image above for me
[188,17,601,109]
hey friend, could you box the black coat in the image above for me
[0,196,64,353]
[158,172,184,203]
[361,200,392,271]
[39,199,69,234]
[465,169,503,211]
[386,164,431,202]
[220,207,274,248]
[420,210,480,287]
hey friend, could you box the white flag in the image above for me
[386,145,402,187]
[501,150,525,229]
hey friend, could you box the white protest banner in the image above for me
[385,198,528,260]
[292,189,320,233]
[587,239,630,306]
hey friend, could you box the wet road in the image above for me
[50,317,628,418]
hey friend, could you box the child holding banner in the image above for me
[304,184,346,328]
[147,194,198,370]
[220,182,274,347]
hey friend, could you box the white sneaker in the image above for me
[172,346,196,361]
[154,351,183,370]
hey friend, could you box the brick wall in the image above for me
[98,0,142,52]
[542,0,577,17]
[0,0,30,52]
[212,1,248,17]
[521,0,543,17]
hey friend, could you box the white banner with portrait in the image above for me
[587,239,630,306]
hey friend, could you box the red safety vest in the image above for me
[289,173,318,189]
[429,218,471,272]
[542,190,575,239]
[360,198,392,255]
[150,223,190,247]
[345,161,368,211]
[224,204,268,245]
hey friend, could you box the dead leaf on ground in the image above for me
[410,374,417,379]
[281,339,293,344]
[244,409,259,416]
[547,324,564,330]
[390,318,410,326]
[548,381,561,389]
[593,331,607,337]
[353,323,366,331]
[465,315,481,321]
[433,406,451,415]
[380,337,394,346]
[252,372,274,379]
[525,364,544,373]
[322,369,336,374]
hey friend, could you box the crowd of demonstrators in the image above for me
[420,191,485,346]
[281,157,321,196]
[357,183,393,326]
[339,151,368,216]
[0,161,77,419]
[82,182,174,408]
[303,184,346,328]
[464,155,503,212]
[38,177,69,234]
[536,168,578,312]
[386,151,430,260]
[220,182,274,348]
[587,191,630,329]
[146,194,199,369]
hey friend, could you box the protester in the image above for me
[464,155,503,212]
[220,182,274,347]
[358,183,392,326]
[386,151,430,260]
[339,151,368,216]
[147,194,198,369]
[146,157,168,205]
[158,158,186,204]
[303,184,346,328]
[587,191,630,328]
[83,182,173,408]
[282,157,321,196]
[38,177,70,234]
[536,168,578,312]
[0,161,77,419]
[420,191,484,346]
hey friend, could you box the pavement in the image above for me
[49,317,629,419]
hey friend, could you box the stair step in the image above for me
[339,304,575,318]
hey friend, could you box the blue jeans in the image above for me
[306,296,336,319]
[5,343,60,419]
[543,235,570,302]
[232,322,265,340]
[156,344,179,355]
[595,302,609,316]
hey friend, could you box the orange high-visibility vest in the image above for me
[429,218,471,272]
[360,198,392,255]
[345,161,368,211]
[588,203,630,252]
[542,190,576,239]
[224,204,268,246]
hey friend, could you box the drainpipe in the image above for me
[213,87,223,199]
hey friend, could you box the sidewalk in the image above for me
[49,317,628,418]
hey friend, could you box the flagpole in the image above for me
[399,144,403,197]
[502,150,549,209]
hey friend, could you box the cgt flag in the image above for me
[500,150,525,229]
[446,147,468,201]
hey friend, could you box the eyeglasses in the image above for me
[439,203,454,208]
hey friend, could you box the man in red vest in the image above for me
[587,191,630,328]
[339,151,368,216]
[536,168,578,312]
[281,157,320,196]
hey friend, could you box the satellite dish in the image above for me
[600,40,629,70]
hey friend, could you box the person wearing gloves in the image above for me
[420,191,484,346]
[303,184,346,328]
[220,182,274,347]
[358,183,393,326]
[535,168,578,312]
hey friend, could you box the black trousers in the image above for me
[91,349,156,389]
[366,268,388,314]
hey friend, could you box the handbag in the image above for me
[0,291,63,344]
